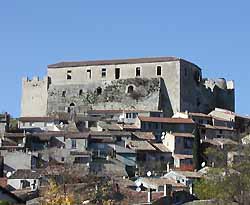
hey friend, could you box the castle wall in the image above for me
[180,60,235,114]
[47,60,181,116]
[20,57,235,117]
[47,78,163,115]
[21,77,48,117]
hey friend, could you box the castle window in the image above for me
[62,91,66,97]
[185,68,188,77]
[115,68,120,79]
[136,67,140,77]
[127,85,134,94]
[96,87,102,95]
[196,97,201,107]
[67,70,72,80]
[101,68,106,78]
[157,66,161,76]
[87,69,91,79]
[70,103,75,107]
[79,89,83,96]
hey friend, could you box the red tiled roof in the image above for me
[127,140,156,151]
[170,133,194,138]
[132,132,155,140]
[139,116,194,124]
[152,143,171,153]
[19,116,56,122]
[48,56,180,68]
[189,112,211,118]
[203,124,235,131]
[173,154,193,160]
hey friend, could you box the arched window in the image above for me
[70,103,75,107]
[96,87,102,95]
[62,91,66,97]
[127,85,134,94]
[79,89,83,96]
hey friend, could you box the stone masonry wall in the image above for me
[47,78,161,115]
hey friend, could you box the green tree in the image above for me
[192,125,202,170]
[194,145,250,205]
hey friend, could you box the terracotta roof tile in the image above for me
[48,56,179,68]
[127,140,156,151]
[170,132,194,138]
[132,132,155,140]
[19,116,56,122]
[173,154,193,160]
[152,143,171,153]
[139,116,194,124]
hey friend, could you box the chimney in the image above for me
[167,163,170,173]
[164,184,172,197]
[147,189,152,203]
[189,184,194,195]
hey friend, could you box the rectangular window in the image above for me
[101,68,106,78]
[156,123,160,130]
[115,68,120,79]
[184,138,193,149]
[87,69,91,79]
[136,67,140,77]
[71,139,76,149]
[132,113,138,118]
[67,70,72,80]
[157,66,161,76]
[184,68,188,77]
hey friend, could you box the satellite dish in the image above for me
[136,187,141,192]
[161,132,166,140]
[135,181,142,187]
[6,172,12,178]
[147,171,152,177]
[201,162,206,168]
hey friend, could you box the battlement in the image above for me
[22,76,48,83]
[203,78,234,91]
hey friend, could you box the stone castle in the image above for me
[21,57,235,117]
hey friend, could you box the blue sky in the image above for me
[0,0,249,117]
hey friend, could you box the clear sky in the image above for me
[0,0,249,117]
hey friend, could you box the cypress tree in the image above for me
[192,125,202,170]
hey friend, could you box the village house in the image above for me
[134,116,195,140]
[0,113,10,134]
[134,177,187,192]
[209,108,250,134]
[173,111,212,125]
[18,116,59,131]
[199,124,236,140]
[163,170,202,187]
[7,169,42,191]
[87,109,163,125]
[162,132,195,170]
[1,152,38,174]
